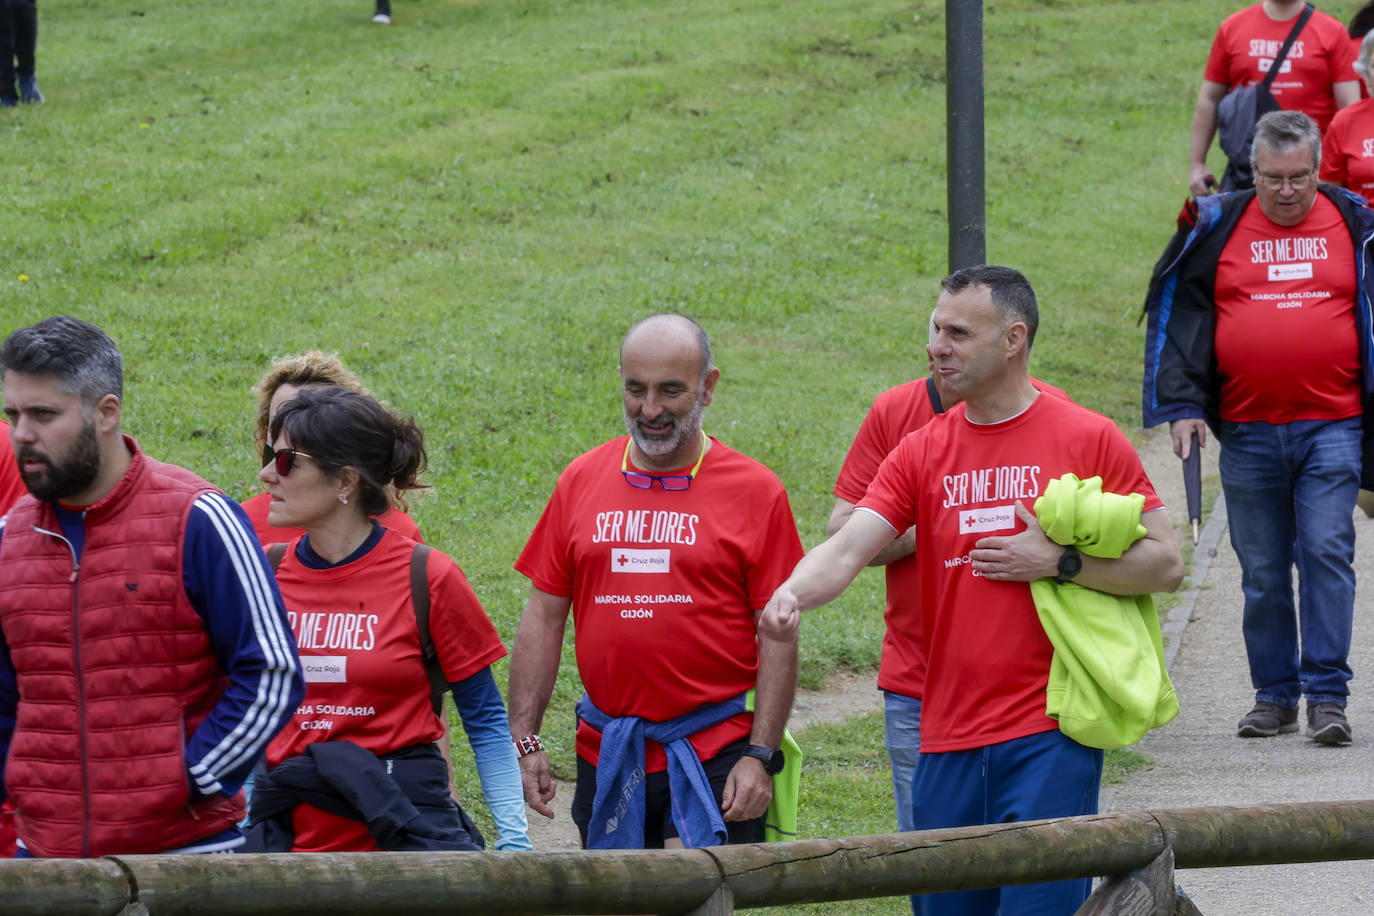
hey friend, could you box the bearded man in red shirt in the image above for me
[507,313,803,850]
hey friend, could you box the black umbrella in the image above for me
[1182,431,1201,545]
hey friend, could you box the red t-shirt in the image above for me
[855,393,1163,754]
[1320,96,1374,202]
[833,377,1069,700]
[0,421,26,516]
[265,530,507,851]
[1204,3,1357,131]
[240,490,424,546]
[1214,195,1361,423]
[515,436,804,772]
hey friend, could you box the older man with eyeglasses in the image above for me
[506,313,803,850]
[1145,108,1374,745]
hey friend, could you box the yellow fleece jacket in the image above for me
[1031,474,1180,750]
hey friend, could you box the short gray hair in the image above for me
[1250,109,1322,172]
[0,316,124,409]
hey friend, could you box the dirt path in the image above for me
[525,426,1203,850]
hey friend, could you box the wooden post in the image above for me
[672,884,733,916]
[1076,848,1175,915]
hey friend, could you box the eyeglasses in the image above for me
[620,435,706,490]
[262,444,315,476]
[1254,170,1315,191]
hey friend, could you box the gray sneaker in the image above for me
[1307,702,1352,745]
[1236,701,1298,738]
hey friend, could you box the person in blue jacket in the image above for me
[1143,109,1374,745]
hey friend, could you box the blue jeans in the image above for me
[910,729,1102,916]
[1218,417,1360,708]
[884,690,921,833]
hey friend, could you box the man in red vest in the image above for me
[0,316,304,857]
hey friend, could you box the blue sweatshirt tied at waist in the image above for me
[576,692,747,849]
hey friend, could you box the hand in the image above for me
[969,501,1059,582]
[1170,418,1207,460]
[518,750,556,819]
[757,587,800,642]
[1188,163,1218,198]
[720,755,773,822]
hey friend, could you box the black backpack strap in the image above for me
[266,542,288,572]
[409,544,445,715]
[925,376,945,414]
[1260,4,1314,93]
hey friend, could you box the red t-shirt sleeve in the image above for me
[855,433,922,537]
[427,550,509,683]
[514,482,574,597]
[1330,27,1359,83]
[743,488,805,611]
[1320,110,1350,184]
[834,393,897,504]
[1203,19,1236,87]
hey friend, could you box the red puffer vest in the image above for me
[0,437,244,857]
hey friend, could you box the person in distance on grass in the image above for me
[1145,110,1374,746]
[0,0,42,106]
[0,316,304,858]
[507,313,803,849]
[764,266,1182,916]
[243,387,530,852]
[828,329,1069,834]
[1189,0,1357,195]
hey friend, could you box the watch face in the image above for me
[747,745,785,774]
[1059,549,1082,578]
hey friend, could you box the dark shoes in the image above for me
[1307,702,1353,745]
[1236,701,1298,737]
[1236,700,1353,744]
[17,75,42,104]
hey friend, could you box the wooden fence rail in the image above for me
[2,800,1371,915]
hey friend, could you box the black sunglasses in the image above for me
[262,444,315,476]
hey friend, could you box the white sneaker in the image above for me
[371,12,391,23]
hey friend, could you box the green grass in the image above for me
[2,0,1229,840]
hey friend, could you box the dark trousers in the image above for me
[0,0,37,96]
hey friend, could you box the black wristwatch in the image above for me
[1055,545,1082,584]
[742,744,785,775]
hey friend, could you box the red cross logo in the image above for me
[616,554,628,566]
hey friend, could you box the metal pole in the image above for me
[946,0,986,271]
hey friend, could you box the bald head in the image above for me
[620,314,713,384]
[619,314,719,470]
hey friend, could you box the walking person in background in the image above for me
[0,0,41,106]
[1145,110,1374,745]
[1188,0,1357,194]
[245,387,530,852]
[372,0,391,25]
[1320,31,1374,203]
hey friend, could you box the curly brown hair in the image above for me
[251,351,370,454]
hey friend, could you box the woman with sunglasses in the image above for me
[242,351,423,547]
[245,387,530,852]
